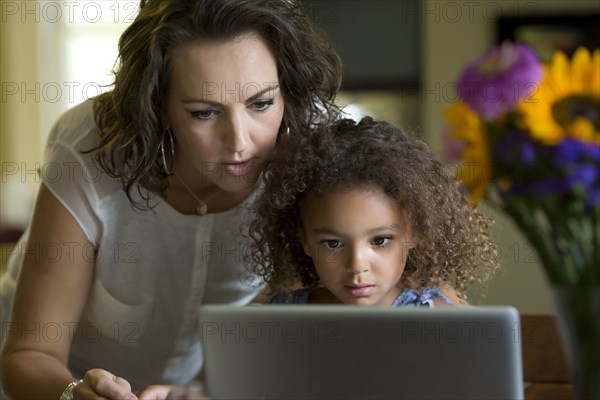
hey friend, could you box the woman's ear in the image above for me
[297,228,312,257]
[160,111,169,130]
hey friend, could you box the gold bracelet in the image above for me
[59,379,83,400]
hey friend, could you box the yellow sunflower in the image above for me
[443,101,491,205]
[519,47,600,145]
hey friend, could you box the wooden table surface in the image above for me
[525,383,574,399]
[521,315,574,400]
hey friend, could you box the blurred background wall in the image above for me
[1,0,598,312]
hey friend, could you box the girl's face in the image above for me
[299,185,416,306]
[165,32,284,193]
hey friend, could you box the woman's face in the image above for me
[165,32,284,193]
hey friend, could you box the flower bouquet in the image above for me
[442,42,599,399]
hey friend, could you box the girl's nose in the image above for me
[347,245,369,274]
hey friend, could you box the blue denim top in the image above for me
[269,287,452,307]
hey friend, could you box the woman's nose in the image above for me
[224,113,250,154]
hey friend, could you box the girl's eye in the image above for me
[322,240,342,249]
[252,99,274,112]
[372,237,392,247]
[191,110,218,120]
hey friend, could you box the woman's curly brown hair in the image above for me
[90,0,342,210]
[249,117,500,298]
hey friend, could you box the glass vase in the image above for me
[551,284,600,400]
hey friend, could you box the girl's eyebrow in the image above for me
[311,224,402,235]
[181,85,280,106]
[311,228,340,235]
[366,225,402,234]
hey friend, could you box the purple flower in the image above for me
[457,42,543,120]
[439,127,466,164]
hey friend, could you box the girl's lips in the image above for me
[345,285,375,297]
[222,158,257,177]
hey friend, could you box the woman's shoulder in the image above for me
[47,99,98,151]
[51,99,96,130]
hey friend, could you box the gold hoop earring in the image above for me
[161,128,175,175]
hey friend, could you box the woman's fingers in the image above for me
[165,384,209,400]
[77,369,137,400]
[136,385,173,400]
[136,384,209,400]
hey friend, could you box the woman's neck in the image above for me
[163,173,257,215]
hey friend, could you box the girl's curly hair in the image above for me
[248,117,500,298]
[90,0,342,210]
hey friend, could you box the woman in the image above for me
[0,0,341,398]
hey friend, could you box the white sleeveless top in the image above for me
[0,100,263,390]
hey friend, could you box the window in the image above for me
[60,1,136,108]
[0,1,135,227]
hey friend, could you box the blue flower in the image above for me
[554,138,600,167]
[493,131,537,164]
[567,164,598,190]
[520,141,537,163]
[532,177,569,195]
[588,188,600,207]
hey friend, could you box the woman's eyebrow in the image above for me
[246,84,280,102]
[181,85,280,106]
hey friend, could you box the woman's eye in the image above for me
[372,237,391,247]
[191,110,218,120]
[322,240,342,249]
[252,99,274,112]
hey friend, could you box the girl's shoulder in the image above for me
[268,287,455,307]
[392,287,453,308]
[268,288,311,304]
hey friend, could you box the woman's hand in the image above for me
[73,369,137,400]
[137,384,208,400]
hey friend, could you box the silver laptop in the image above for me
[198,305,523,399]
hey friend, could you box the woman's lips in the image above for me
[222,158,257,177]
[345,284,375,297]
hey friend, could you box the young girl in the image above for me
[249,117,500,307]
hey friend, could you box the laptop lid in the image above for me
[198,305,523,400]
